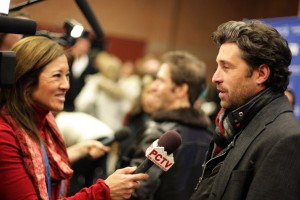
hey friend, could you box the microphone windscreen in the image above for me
[98,127,131,146]
[158,130,182,154]
[0,16,36,35]
[114,127,131,142]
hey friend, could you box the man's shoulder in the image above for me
[143,121,177,137]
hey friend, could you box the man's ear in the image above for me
[175,83,189,98]
[256,64,270,85]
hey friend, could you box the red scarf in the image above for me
[3,109,73,200]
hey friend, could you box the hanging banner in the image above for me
[261,16,300,120]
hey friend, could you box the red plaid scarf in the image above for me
[213,108,232,156]
[3,109,73,200]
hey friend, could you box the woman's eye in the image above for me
[53,73,61,78]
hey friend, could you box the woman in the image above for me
[0,36,148,200]
[118,77,157,168]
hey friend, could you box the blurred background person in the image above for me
[285,88,296,108]
[64,35,99,112]
[118,61,142,112]
[123,51,213,200]
[75,51,133,132]
[118,77,157,168]
[194,85,221,131]
[136,53,161,83]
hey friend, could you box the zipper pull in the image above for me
[194,176,203,191]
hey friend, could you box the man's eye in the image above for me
[221,65,230,70]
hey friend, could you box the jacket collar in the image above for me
[152,107,212,129]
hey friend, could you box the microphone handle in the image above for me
[133,159,154,174]
[100,137,115,146]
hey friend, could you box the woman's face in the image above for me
[31,55,70,112]
[142,82,159,114]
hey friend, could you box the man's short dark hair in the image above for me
[212,20,291,93]
[161,51,207,105]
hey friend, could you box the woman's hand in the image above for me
[67,140,110,163]
[105,166,149,200]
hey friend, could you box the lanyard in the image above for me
[41,144,65,199]
[42,144,52,200]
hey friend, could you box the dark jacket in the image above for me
[125,108,212,200]
[190,95,300,200]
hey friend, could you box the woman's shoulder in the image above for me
[0,116,20,156]
[0,116,17,140]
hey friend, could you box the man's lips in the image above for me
[217,87,226,98]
